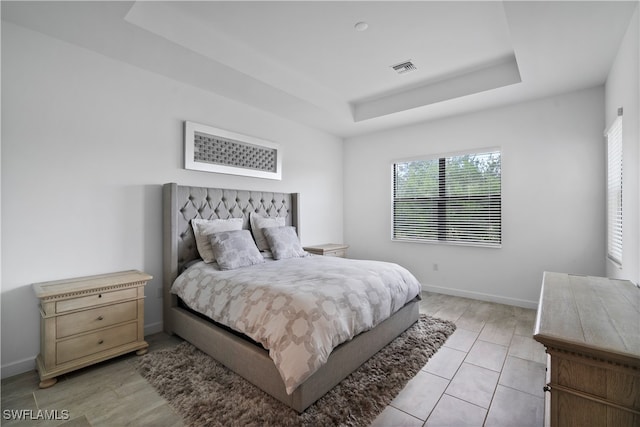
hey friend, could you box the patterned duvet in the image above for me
[171,255,422,394]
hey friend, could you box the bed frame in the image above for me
[162,182,419,412]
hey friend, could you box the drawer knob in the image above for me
[98,294,102,298]
[97,316,104,321]
[98,339,104,345]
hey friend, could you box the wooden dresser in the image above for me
[534,272,640,426]
[303,243,349,258]
[33,270,152,388]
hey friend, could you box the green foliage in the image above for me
[446,153,501,196]
[394,160,439,198]
[394,152,500,198]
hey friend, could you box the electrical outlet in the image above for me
[433,263,439,272]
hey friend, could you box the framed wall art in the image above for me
[184,121,282,180]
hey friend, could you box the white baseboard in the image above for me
[421,283,538,309]
[2,322,165,380]
[1,356,35,379]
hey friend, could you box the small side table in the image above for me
[303,243,349,258]
[33,270,152,388]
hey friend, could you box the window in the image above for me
[606,111,623,265]
[393,149,501,247]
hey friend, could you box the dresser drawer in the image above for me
[56,288,137,313]
[56,301,137,338]
[56,322,138,364]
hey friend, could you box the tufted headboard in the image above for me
[162,182,299,332]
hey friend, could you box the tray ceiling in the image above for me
[2,1,637,137]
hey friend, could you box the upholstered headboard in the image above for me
[162,183,299,333]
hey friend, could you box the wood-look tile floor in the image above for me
[1,293,546,426]
[0,333,186,427]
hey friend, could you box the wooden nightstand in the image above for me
[33,270,152,388]
[303,243,349,258]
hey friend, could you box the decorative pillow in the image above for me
[250,212,286,251]
[262,226,308,260]
[192,218,243,263]
[210,230,265,270]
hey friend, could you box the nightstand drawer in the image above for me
[56,288,137,313]
[56,322,138,364]
[324,248,346,257]
[56,301,138,338]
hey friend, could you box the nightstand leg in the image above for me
[38,378,57,389]
[136,348,148,356]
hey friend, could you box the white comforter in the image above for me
[171,255,421,394]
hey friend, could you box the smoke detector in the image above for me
[391,60,417,74]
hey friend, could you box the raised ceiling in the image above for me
[2,1,637,137]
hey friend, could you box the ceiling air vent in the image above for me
[391,60,417,74]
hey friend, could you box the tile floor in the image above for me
[372,292,547,427]
[1,292,547,426]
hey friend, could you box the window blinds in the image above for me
[606,114,623,265]
[393,150,501,247]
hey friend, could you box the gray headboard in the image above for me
[162,183,299,332]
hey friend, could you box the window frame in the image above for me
[391,147,502,248]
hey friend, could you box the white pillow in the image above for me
[262,226,308,260]
[192,218,243,263]
[210,230,265,270]
[250,212,285,251]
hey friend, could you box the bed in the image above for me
[162,182,421,412]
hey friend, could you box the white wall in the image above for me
[344,87,606,307]
[1,22,344,377]
[605,5,639,283]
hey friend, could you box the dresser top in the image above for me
[33,270,152,299]
[534,271,639,364]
